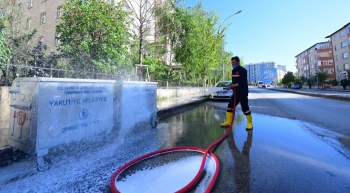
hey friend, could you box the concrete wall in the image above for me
[0,87,10,148]
[157,87,217,99]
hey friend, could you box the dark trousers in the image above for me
[228,93,250,114]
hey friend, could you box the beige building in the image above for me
[325,22,350,81]
[15,0,65,53]
[295,42,334,81]
[11,0,156,55]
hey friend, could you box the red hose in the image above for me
[111,91,237,193]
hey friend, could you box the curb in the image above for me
[270,88,350,102]
[157,97,209,118]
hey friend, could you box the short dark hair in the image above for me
[231,56,240,64]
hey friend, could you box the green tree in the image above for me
[56,0,131,75]
[155,0,191,86]
[1,0,37,85]
[300,75,307,85]
[222,51,234,81]
[0,18,11,64]
[281,71,295,86]
[144,57,168,80]
[315,69,327,89]
[173,3,223,86]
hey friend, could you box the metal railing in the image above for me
[0,63,121,85]
[1,64,204,87]
[153,80,202,88]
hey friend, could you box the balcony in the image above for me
[316,42,332,50]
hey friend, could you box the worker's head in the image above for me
[231,56,240,69]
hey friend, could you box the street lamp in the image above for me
[221,10,242,81]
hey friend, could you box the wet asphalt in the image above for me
[156,103,350,193]
[1,88,350,192]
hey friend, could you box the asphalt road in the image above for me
[209,87,350,137]
[208,87,350,164]
[1,87,350,192]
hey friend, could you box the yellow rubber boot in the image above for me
[246,114,253,130]
[220,112,233,127]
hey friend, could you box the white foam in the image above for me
[116,154,217,193]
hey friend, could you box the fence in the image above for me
[0,63,120,86]
[1,63,204,88]
[153,80,202,88]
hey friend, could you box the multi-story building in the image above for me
[325,22,350,81]
[246,62,286,85]
[7,0,156,55]
[15,0,65,53]
[295,42,334,81]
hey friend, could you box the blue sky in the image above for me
[183,0,350,72]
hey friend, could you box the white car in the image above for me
[257,81,265,88]
[210,81,233,101]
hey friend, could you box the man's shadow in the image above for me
[227,130,253,192]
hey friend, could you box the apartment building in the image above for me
[246,62,286,85]
[325,22,350,81]
[295,42,334,81]
[7,0,156,54]
[13,0,65,53]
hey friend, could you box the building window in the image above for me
[39,36,44,42]
[333,35,336,41]
[146,0,151,10]
[18,3,22,10]
[55,33,60,46]
[145,21,151,29]
[348,37,350,45]
[40,12,46,24]
[343,52,348,59]
[56,7,62,18]
[15,22,21,32]
[42,0,47,2]
[335,45,338,51]
[336,55,339,61]
[340,30,345,37]
[341,41,347,48]
[123,5,130,12]
[345,64,349,70]
[26,18,31,29]
[347,26,350,33]
[28,0,33,8]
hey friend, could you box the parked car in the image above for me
[291,83,301,89]
[210,81,232,100]
[257,81,265,88]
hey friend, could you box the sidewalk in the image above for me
[268,87,350,101]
